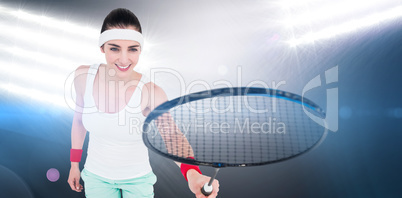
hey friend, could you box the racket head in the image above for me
[142,87,328,168]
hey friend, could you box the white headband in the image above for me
[98,29,144,48]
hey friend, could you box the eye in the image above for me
[110,48,119,52]
[129,48,138,52]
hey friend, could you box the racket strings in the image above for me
[145,95,325,165]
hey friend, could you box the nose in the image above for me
[118,51,130,66]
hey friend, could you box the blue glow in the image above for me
[339,106,352,119]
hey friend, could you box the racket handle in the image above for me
[201,183,213,196]
[201,168,220,196]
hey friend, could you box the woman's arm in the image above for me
[142,82,168,117]
[67,65,89,192]
[142,82,219,198]
[142,82,190,163]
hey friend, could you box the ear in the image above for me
[100,45,105,53]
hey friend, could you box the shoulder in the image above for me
[143,82,164,94]
[141,81,168,111]
[75,65,90,76]
[74,65,91,96]
[143,82,167,100]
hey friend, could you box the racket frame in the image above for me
[142,87,326,168]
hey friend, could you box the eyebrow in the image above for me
[107,43,140,48]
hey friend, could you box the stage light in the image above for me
[287,5,402,46]
[0,23,98,61]
[9,9,98,39]
[0,45,79,72]
[279,0,321,8]
[283,0,391,28]
[0,61,66,90]
[0,83,67,107]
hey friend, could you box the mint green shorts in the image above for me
[81,168,157,198]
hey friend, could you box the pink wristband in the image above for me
[70,149,83,162]
[180,157,202,181]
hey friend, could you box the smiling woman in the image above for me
[66,8,219,198]
[98,9,143,77]
[66,8,159,198]
[101,36,141,74]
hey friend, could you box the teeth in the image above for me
[116,64,130,69]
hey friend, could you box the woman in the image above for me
[67,8,219,198]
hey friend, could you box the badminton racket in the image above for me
[142,87,327,196]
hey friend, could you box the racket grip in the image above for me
[201,183,213,196]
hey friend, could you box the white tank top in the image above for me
[82,63,152,180]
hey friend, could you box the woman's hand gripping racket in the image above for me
[142,87,328,196]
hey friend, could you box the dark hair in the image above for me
[101,8,142,33]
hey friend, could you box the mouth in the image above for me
[115,64,131,72]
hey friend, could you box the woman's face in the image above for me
[101,27,142,78]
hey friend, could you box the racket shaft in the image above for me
[208,168,219,186]
[202,168,220,196]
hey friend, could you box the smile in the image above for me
[115,64,131,71]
